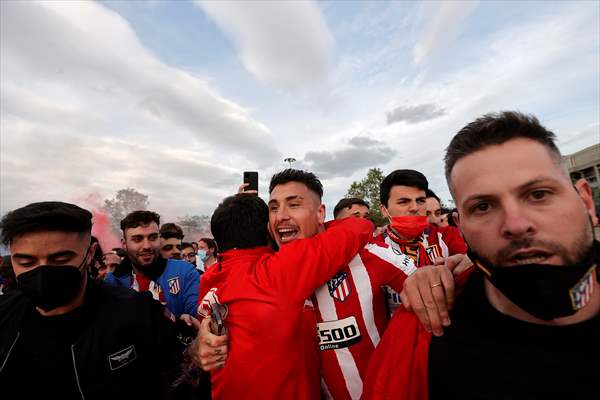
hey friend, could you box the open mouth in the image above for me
[507,250,554,266]
[277,226,299,244]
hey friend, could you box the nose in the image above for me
[501,201,536,239]
[275,206,290,223]
[141,238,153,249]
[408,201,419,215]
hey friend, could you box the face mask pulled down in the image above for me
[469,241,599,321]
[17,247,90,311]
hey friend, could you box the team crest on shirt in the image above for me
[569,265,596,310]
[328,271,351,302]
[167,277,180,295]
[425,244,441,261]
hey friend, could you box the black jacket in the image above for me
[0,279,182,399]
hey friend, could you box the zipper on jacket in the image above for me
[71,344,85,399]
[0,332,20,373]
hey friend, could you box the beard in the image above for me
[128,248,159,272]
[471,217,595,268]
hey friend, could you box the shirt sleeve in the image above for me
[360,242,417,293]
[260,217,374,301]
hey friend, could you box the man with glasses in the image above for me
[181,242,197,268]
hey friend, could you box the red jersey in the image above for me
[197,218,373,400]
[375,225,467,316]
[315,242,417,400]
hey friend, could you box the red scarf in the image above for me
[385,227,432,267]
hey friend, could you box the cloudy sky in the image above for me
[1,0,599,221]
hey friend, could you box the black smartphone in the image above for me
[210,302,227,336]
[243,171,258,194]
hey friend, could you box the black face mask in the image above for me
[17,247,90,311]
[469,240,598,321]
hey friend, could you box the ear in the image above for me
[317,203,326,225]
[574,178,598,226]
[380,204,390,219]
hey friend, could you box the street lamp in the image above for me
[284,157,296,167]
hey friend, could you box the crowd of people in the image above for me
[0,111,598,400]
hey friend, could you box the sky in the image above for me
[1,0,599,222]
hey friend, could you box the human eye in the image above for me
[529,189,551,201]
[471,202,491,214]
[269,204,279,212]
[148,234,159,241]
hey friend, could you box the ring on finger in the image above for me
[430,282,442,288]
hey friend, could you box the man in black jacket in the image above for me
[0,201,183,399]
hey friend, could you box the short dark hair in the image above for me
[380,169,429,207]
[181,242,194,251]
[333,198,370,219]
[199,237,218,257]
[159,223,184,240]
[0,201,92,245]
[269,169,323,200]
[211,194,269,253]
[445,111,561,188]
[120,210,160,234]
[426,189,440,202]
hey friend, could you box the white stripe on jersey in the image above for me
[438,232,449,257]
[348,255,380,347]
[364,242,417,276]
[315,283,363,400]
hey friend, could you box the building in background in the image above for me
[565,143,600,215]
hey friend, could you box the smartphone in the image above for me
[243,171,258,194]
[210,302,227,336]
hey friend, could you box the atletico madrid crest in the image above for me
[167,277,181,295]
[569,266,596,310]
[328,271,351,302]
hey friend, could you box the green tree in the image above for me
[346,168,387,226]
[104,187,150,233]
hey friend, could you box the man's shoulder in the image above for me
[165,259,199,278]
[359,241,417,275]
[0,290,28,319]
[93,280,155,306]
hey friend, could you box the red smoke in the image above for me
[91,209,121,252]
[77,192,121,253]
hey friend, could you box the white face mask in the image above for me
[197,249,209,262]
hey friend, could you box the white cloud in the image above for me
[413,1,479,64]
[196,0,334,90]
[1,1,281,217]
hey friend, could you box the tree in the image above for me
[177,215,212,239]
[104,187,150,233]
[346,168,387,226]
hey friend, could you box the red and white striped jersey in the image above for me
[313,242,416,400]
[376,225,468,316]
